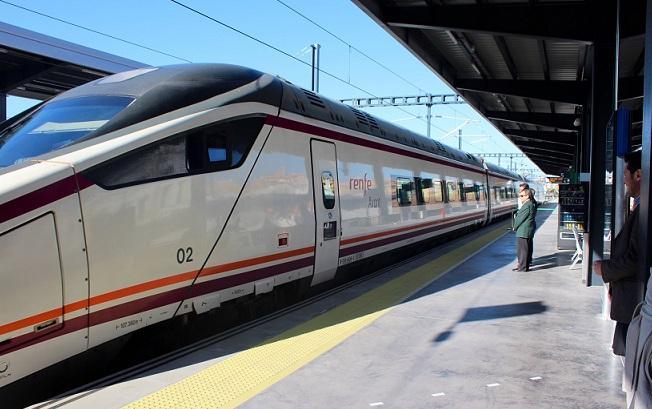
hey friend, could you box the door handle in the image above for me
[34,318,58,332]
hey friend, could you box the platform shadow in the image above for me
[433,301,548,343]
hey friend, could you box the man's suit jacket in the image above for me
[602,206,642,323]
[513,200,536,238]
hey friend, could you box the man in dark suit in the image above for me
[512,189,536,272]
[594,150,643,356]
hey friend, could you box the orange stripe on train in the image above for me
[0,246,315,338]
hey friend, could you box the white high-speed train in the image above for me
[0,64,521,388]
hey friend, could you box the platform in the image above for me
[34,205,625,409]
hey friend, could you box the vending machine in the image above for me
[557,183,588,250]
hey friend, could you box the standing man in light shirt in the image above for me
[594,150,645,356]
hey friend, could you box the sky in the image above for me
[1,0,542,176]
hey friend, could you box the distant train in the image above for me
[0,64,521,387]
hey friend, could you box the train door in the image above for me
[310,140,341,285]
[0,164,89,386]
[484,172,491,224]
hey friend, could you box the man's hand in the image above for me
[593,260,603,276]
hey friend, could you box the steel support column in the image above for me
[586,0,618,286]
[579,61,592,285]
[0,93,5,122]
[639,0,652,285]
[581,93,592,173]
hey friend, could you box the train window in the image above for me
[414,177,425,204]
[446,181,459,203]
[187,116,263,172]
[459,182,468,202]
[321,171,336,209]
[395,177,414,206]
[88,135,189,188]
[86,116,265,189]
[500,187,507,199]
[414,177,438,204]
[434,180,445,203]
[463,183,476,202]
[475,184,485,201]
[0,96,134,168]
[415,177,443,204]
[492,187,499,201]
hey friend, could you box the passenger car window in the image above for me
[433,180,444,203]
[321,171,336,209]
[463,183,476,202]
[86,116,264,189]
[475,184,485,201]
[415,177,443,204]
[395,177,414,206]
[446,181,459,203]
[459,182,467,202]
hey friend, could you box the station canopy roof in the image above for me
[353,0,645,175]
[0,22,148,101]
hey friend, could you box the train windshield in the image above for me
[0,95,134,168]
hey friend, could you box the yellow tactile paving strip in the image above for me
[124,221,510,409]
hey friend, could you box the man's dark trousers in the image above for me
[517,237,531,271]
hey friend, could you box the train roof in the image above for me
[14,64,522,179]
[52,64,267,102]
[278,80,486,171]
[46,64,281,138]
[484,161,522,181]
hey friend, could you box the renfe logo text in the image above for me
[349,173,374,191]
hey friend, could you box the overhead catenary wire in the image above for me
[169,0,452,139]
[272,0,459,137]
[0,0,193,63]
[273,0,428,94]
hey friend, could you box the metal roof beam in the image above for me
[0,62,52,93]
[0,22,147,74]
[485,111,579,130]
[514,140,576,155]
[522,152,573,166]
[454,79,587,105]
[385,4,594,43]
[520,146,575,159]
[495,36,518,79]
[504,130,576,146]
[377,23,462,89]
